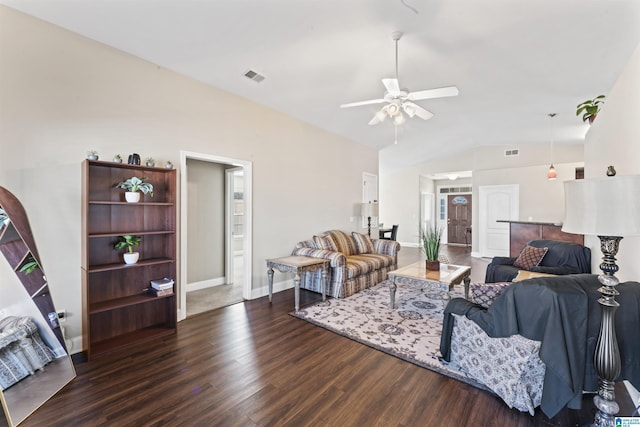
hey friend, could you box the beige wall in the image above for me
[186,159,227,283]
[0,6,377,352]
[582,43,640,281]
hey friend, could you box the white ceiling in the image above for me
[3,0,639,174]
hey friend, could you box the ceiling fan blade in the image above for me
[403,102,434,120]
[340,98,386,108]
[382,78,400,95]
[407,86,459,101]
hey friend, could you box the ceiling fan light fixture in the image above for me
[403,103,416,118]
[387,103,400,116]
[393,113,405,125]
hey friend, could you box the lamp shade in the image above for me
[562,175,640,237]
[360,202,379,217]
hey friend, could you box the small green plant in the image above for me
[113,154,122,160]
[576,95,605,123]
[421,225,443,261]
[115,176,154,196]
[19,255,40,275]
[113,235,141,253]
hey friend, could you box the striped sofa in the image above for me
[292,230,400,298]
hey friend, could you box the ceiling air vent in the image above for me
[243,69,265,83]
[504,148,519,157]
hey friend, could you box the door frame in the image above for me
[179,150,253,321]
[435,184,471,244]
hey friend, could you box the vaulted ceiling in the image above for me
[2,0,639,174]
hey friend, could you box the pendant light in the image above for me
[547,113,557,180]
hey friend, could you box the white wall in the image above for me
[474,162,583,223]
[0,6,378,352]
[381,143,584,250]
[582,43,640,282]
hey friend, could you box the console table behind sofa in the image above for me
[497,220,584,257]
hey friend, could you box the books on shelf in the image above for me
[149,277,174,297]
[149,287,174,297]
[150,277,174,290]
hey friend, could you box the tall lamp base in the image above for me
[367,216,372,237]
[591,235,623,427]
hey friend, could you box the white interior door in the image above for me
[478,184,519,257]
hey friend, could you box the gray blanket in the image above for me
[440,273,640,418]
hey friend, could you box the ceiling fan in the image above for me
[340,31,459,126]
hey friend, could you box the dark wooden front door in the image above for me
[447,194,472,245]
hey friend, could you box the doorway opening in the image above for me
[179,151,252,320]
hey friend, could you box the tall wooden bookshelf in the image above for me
[81,160,177,359]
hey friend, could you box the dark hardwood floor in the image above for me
[10,246,631,426]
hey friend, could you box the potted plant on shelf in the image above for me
[87,150,99,160]
[19,255,40,275]
[146,157,155,167]
[113,154,123,163]
[114,235,142,265]
[115,176,154,203]
[576,95,605,124]
[422,225,443,271]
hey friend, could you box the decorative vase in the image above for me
[425,260,440,271]
[87,154,98,161]
[123,252,139,265]
[165,162,173,169]
[146,161,155,167]
[125,192,141,203]
[113,157,122,163]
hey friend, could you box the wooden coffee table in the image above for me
[387,261,471,309]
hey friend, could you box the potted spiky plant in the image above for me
[421,225,443,271]
[115,176,154,203]
[114,235,142,264]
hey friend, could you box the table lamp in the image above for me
[562,174,640,426]
[360,202,379,237]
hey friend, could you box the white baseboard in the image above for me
[398,241,419,248]
[251,278,294,300]
[67,335,84,356]
[186,277,226,292]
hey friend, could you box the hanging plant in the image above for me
[576,95,605,124]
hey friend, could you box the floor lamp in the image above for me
[360,202,379,237]
[562,174,640,427]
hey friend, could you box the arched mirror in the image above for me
[0,186,76,426]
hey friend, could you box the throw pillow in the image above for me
[313,235,338,252]
[352,232,375,254]
[513,245,548,270]
[513,270,558,282]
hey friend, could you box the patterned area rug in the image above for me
[292,279,487,390]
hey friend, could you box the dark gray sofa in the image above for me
[484,239,591,283]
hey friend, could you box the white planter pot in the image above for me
[125,192,141,203]
[123,252,139,265]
